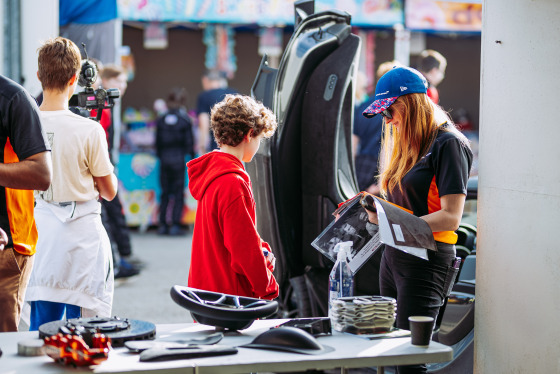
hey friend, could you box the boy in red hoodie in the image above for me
[186,94,279,300]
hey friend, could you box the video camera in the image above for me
[69,44,120,121]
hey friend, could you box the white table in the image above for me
[0,319,452,374]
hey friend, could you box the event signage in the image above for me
[118,0,481,32]
[118,0,404,27]
[405,0,482,32]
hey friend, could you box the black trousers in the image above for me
[380,243,456,374]
[101,193,132,258]
[159,162,186,226]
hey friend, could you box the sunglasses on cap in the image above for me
[380,109,392,120]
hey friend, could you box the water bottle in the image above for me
[328,241,354,317]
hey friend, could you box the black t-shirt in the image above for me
[196,88,238,115]
[0,76,50,161]
[196,88,237,151]
[0,75,50,249]
[387,127,472,243]
[155,108,194,166]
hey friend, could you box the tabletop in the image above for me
[0,319,453,374]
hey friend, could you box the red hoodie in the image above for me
[186,151,279,300]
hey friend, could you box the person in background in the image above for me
[362,66,472,373]
[352,61,403,194]
[99,64,127,155]
[98,64,142,279]
[354,70,369,106]
[155,88,195,236]
[187,94,278,299]
[0,74,52,332]
[195,70,237,154]
[418,49,447,104]
[26,37,117,329]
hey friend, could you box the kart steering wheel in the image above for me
[170,286,279,330]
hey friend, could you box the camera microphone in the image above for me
[69,43,120,122]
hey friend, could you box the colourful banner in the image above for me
[118,153,197,228]
[117,0,404,27]
[405,0,482,32]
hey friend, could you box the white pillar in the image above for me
[112,18,123,165]
[476,1,560,372]
[20,0,59,96]
[0,4,4,74]
[393,24,410,67]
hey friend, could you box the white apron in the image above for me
[26,199,114,317]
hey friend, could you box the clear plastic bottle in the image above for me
[328,241,354,317]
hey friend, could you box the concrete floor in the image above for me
[111,229,195,325]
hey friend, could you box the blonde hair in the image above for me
[376,60,403,80]
[378,93,469,196]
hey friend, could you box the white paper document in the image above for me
[312,193,437,274]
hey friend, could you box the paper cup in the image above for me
[408,316,435,347]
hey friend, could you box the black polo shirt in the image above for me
[0,75,50,253]
[387,126,472,244]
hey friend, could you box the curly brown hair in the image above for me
[210,94,277,147]
[37,37,81,92]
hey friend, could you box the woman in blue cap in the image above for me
[362,66,472,374]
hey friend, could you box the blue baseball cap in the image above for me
[362,66,428,118]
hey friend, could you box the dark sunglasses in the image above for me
[380,109,392,119]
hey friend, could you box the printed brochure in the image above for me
[312,193,437,274]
